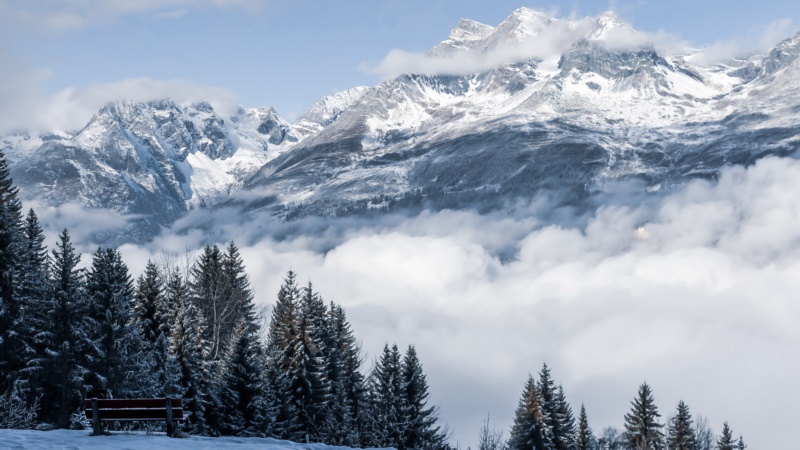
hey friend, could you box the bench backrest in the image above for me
[84,398,184,422]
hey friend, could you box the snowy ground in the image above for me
[0,429,390,450]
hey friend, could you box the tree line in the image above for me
[0,149,448,448]
[480,364,748,450]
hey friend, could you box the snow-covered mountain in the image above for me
[242,8,800,218]
[5,8,800,241]
[6,99,302,241]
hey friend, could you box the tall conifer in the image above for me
[0,148,23,394]
[84,247,140,398]
[667,401,695,450]
[623,382,665,450]
[508,375,554,450]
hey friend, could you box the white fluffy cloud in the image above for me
[32,156,800,449]
[362,13,695,79]
[0,73,240,134]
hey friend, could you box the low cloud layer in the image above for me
[30,156,800,449]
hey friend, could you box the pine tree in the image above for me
[715,423,735,450]
[145,332,183,398]
[189,245,226,360]
[537,364,574,450]
[401,345,447,450]
[266,270,302,440]
[508,375,554,450]
[369,343,405,448]
[133,260,164,347]
[325,302,367,447]
[43,229,89,427]
[168,266,215,435]
[291,282,331,441]
[16,209,50,407]
[553,386,577,450]
[576,404,595,450]
[84,247,141,399]
[221,242,257,335]
[623,382,665,450]
[218,323,270,437]
[666,401,695,450]
[0,147,23,395]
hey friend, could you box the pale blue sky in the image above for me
[3,0,800,120]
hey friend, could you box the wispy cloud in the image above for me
[667,18,795,66]
[0,0,265,32]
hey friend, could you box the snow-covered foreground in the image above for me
[0,429,390,450]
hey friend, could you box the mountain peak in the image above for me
[762,30,800,74]
[429,18,494,56]
[481,7,554,50]
[587,11,628,41]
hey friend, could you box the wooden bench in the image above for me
[84,398,184,437]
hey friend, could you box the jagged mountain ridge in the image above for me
[243,9,800,217]
[5,8,800,242]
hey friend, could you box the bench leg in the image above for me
[91,398,101,436]
[165,397,174,437]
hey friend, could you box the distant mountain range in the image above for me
[4,8,800,243]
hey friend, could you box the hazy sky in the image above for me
[2,0,799,121]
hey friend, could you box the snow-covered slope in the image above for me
[0,429,390,450]
[293,87,370,138]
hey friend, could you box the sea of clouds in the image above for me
[25,155,800,449]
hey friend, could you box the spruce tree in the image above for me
[291,282,331,441]
[553,385,577,450]
[84,247,140,399]
[189,244,226,360]
[735,436,746,450]
[369,343,405,448]
[147,332,182,397]
[401,345,447,450]
[221,241,257,335]
[133,260,164,347]
[325,302,367,447]
[715,423,735,450]
[16,209,50,407]
[576,404,595,450]
[0,147,23,395]
[43,229,89,427]
[537,364,574,450]
[218,323,270,437]
[266,270,302,440]
[168,266,215,435]
[666,401,695,450]
[508,375,554,450]
[623,382,665,450]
